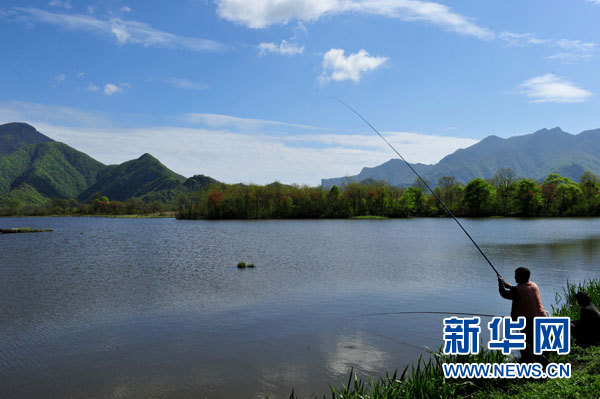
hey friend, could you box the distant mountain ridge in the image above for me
[322,127,600,187]
[0,122,219,206]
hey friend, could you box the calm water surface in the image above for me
[1,217,599,398]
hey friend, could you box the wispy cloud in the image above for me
[85,83,99,92]
[120,6,132,13]
[500,32,595,63]
[548,39,596,63]
[517,73,593,103]
[48,0,71,10]
[181,113,319,130]
[499,32,549,46]
[585,0,600,4]
[13,7,230,52]
[165,77,209,90]
[320,49,387,83]
[0,100,109,127]
[258,40,304,56]
[216,0,494,39]
[52,73,66,87]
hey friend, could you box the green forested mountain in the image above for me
[0,123,219,208]
[0,141,106,206]
[322,127,600,187]
[0,122,54,155]
[77,153,186,202]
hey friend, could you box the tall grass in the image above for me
[318,349,508,399]
[551,279,600,319]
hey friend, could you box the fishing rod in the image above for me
[332,97,501,278]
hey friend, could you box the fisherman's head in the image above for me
[514,267,530,284]
[575,291,592,307]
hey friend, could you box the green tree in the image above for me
[434,176,463,215]
[580,171,600,215]
[513,179,542,216]
[490,168,517,215]
[541,174,583,215]
[463,178,495,216]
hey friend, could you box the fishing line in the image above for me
[331,97,501,278]
[360,311,498,318]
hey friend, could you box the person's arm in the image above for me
[498,276,518,300]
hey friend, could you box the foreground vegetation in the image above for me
[3,168,600,220]
[300,279,600,399]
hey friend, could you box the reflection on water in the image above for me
[325,334,388,375]
[0,217,599,398]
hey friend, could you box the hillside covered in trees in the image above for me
[0,123,218,213]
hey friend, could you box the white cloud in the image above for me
[258,40,304,55]
[77,72,85,78]
[86,6,95,14]
[0,101,478,185]
[120,6,132,13]
[85,83,99,91]
[499,32,549,46]
[517,74,593,103]
[548,39,596,63]
[320,49,387,83]
[53,73,66,86]
[104,83,123,95]
[500,32,595,63]
[165,77,209,90]
[14,8,230,52]
[48,0,71,9]
[585,0,600,4]
[216,0,494,39]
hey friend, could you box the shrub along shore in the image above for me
[303,279,600,399]
[2,169,600,219]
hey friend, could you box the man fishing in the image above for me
[498,267,547,364]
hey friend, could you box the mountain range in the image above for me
[3,123,600,207]
[321,127,600,188]
[0,123,218,207]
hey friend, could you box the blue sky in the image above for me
[1,0,599,184]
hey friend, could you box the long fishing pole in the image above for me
[332,98,501,277]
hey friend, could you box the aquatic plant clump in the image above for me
[237,262,246,268]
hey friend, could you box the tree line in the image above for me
[0,196,169,217]
[176,169,600,219]
[3,169,600,219]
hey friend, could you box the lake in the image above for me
[1,217,599,398]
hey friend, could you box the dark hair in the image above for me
[575,291,591,306]
[514,267,530,283]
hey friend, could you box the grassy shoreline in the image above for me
[309,279,600,399]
